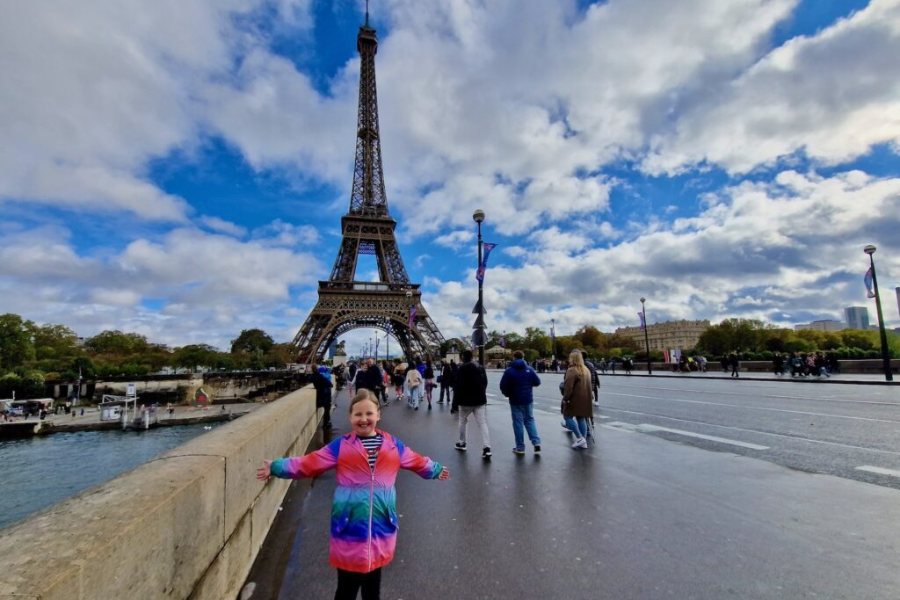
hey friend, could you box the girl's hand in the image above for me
[256,460,273,481]
[438,466,450,481]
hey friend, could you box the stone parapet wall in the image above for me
[0,385,321,600]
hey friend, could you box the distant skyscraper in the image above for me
[844,306,870,330]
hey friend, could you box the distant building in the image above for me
[844,306,870,330]
[615,320,710,352]
[794,320,844,332]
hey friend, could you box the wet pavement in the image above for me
[244,380,899,600]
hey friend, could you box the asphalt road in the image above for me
[243,375,900,600]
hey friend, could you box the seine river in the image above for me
[0,424,215,531]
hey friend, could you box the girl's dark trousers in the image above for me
[335,568,381,600]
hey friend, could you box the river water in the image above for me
[0,423,216,531]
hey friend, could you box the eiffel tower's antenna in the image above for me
[365,0,370,26]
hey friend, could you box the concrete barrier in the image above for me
[0,385,321,600]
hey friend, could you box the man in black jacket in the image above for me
[582,351,599,406]
[453,350,491,459]
[361,358,385,405]
[438,360,455,404]
[311,364,333,430]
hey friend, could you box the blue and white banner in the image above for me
[475,243,498,282]
[864,267,876,298]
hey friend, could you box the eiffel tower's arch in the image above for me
[291,13,445,364]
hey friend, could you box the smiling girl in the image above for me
[256,389,449,600]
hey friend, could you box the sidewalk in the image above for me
[243,394,900,600]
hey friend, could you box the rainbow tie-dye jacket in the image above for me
[270,430,443,573]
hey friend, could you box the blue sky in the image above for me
[1,0,898,352]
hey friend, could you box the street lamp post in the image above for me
[640,297,652,375]
[864,245,894,382]
[473,209,486,366]
[550,318,556,359]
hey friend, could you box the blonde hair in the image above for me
[569,350,590,381]
[349,389,380,412]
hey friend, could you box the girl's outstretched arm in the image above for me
[396,437,448,480]
[260,437,342,481]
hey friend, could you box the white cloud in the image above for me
[642,0,900,174]
[200,216,248,237]
[0,225,323,348]
[251,219,321,247]
[434,230,475,248]
[0,0,313,220]
[423,169,900,339]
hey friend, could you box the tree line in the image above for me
[695,318,900,360]
[0,313,296,398]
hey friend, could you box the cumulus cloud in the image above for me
[0,224,323,348]
[0,0,313,220]
[642,0,900,174]
[424,169,900,339]
[200,216,248,237]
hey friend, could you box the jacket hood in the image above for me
[511,358,528,369]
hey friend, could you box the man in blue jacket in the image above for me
[499,350,542,455]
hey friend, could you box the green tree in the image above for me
[0,313,36,372]
[85,330,149,355]
[175,344,217,371]
[230,329,275,355]
[840,329,876,351]
[574,326,604,351]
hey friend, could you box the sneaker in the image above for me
[437,400,444,404]
[534,445,541,453]
[482,447,492,459]
[572,438,588,449]
[593,400,599,406]
[428,404,432,410]
[415,406,419,410]
[512,448,526,456]
[455,442,467,452]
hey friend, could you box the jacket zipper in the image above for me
[367,462,375,571]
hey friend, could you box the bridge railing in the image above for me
[0,385,323,600]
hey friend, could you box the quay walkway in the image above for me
[242,379,899,600]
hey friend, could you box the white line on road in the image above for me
[601,407,900,456]
[604,383,898,406]
[605,392,900,424]
[855,466,900,478]
[605,422,769,450]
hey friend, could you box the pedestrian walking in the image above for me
[438,360,455,404]
[561,350,593,449]
[392,360,406,401]
[256,390,449,600]
[406,366,423,410]
[499,350,541,455]
[423,360,435,409]
[311,364,334,431]
[583,351,599,406]
[730,353,741,378]
[453,350,491,459]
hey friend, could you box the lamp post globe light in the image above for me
[640,297,652,375]
[863,245,894,381]
[473,209,486,366]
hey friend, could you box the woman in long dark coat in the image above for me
[562,350,593,449]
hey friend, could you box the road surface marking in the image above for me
[855,466,900,478]
[605,422,769,450]
[601,406,900,456]
[604,392,900,424]
[607,383,898,406]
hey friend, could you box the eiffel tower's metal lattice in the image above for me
[292,14,445,363]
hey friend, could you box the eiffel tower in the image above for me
[292,9,445,363]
